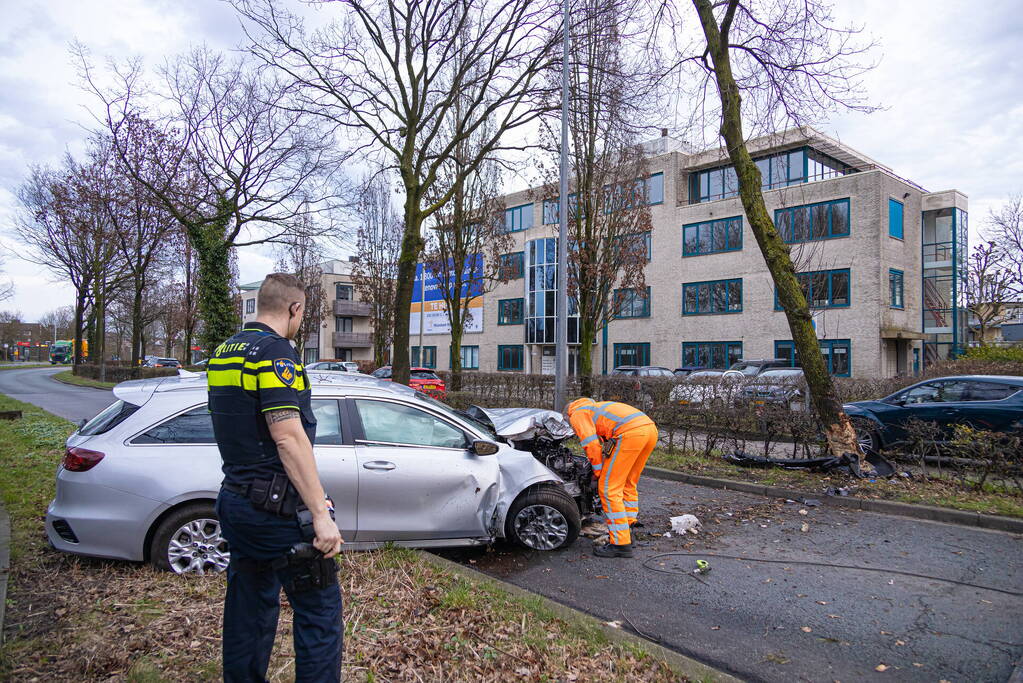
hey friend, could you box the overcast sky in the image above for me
[1,0,1020,321]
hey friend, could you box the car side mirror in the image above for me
[470,439,499,456]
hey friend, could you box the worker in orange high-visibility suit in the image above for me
[566,398,659,558]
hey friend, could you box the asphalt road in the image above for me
[0,366,114,423]
[441,478,1023,682]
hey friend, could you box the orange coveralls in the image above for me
[566,398,658,546]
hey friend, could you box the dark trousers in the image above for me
[216,489,342,683]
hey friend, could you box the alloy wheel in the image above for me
[166,518,230,574]
[513,504,569,550]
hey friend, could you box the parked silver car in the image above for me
[46,372,584,574]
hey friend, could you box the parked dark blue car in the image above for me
[843,375,1023,453]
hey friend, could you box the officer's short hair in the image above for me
[257,273,306,315]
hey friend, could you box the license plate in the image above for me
[423,384,437,390]
[754,400,765,406]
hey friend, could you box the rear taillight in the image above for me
[62,447,105,472]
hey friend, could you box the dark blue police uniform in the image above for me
[208,322,342,682]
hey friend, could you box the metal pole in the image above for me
[554,0,570,412]
[417,263,425,367]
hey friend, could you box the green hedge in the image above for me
[72,364,177,383]
[960,345,1023,363]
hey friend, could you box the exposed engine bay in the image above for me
[465,406,600,518]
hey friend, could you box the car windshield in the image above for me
[79,400,140,436]
[611,368,636,376]
[410,370,439,380]
[414,392,494,438]
[688,371,723,380]
[758,369,803,381]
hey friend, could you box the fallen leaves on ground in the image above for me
[1,544,677,682]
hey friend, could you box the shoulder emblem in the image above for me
[273,358,297,386]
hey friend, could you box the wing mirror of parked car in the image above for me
[470,439,500,456]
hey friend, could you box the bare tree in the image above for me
[682,0,878,461]
[76,45,347,353]
[987,194,1023,297]
[965,241,1018,345]
[275,228,329,360]
[351,175,402,368]
[38,306,75,342]
[423,88,512,389]
[235,0,561,384]
[536,0,659,389]
[0,256,14,303]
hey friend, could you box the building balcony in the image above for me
[332,331,373,348]
[333,300,373,316]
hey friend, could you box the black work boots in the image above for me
[593,542,634,558]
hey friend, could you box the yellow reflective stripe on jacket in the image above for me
[207,368,259,390]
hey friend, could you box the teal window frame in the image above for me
[504,203,533,233]
[542,194,581,224]
[889,199,904,239]
[498,298,524,325]
[681,341,742,369]
[613,343,650,367]
[683,216,743,256]
[889,269,904,309]
[774,339,851,377]
[774,268,850,310]
[411,345,437,369]
[499,251,524,280]
[647,173,664,205]
[455,345,479,370]
[612,287,651,319]
[774,198,850,244]
[682,278,743,315]
[497,345,524,371]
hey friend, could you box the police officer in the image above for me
[208,273,343,682]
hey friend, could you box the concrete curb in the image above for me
[643,466,1023,534]
[50,372,115,392]
[0,506,9,643]
[418,550,741,683]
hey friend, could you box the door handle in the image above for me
[363,461,396,471]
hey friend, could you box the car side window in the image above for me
[900,383,942,404]
[311,399,343,445]
[354,400,469,449]
[133,406,215,444]
[965,382,1019,401]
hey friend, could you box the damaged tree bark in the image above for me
[692,0,862,462]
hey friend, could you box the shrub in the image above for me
[72,364,177,382]
[960,345,1023,363]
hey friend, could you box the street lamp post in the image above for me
[554,0,570,412]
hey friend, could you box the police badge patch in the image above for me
[273,358,297,386]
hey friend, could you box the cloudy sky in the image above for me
[1,0,1021,321]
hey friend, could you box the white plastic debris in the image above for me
[669,514,701,535]
[663,531,672,538]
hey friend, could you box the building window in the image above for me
[335,283,353,300]
[889,198,904,239]
[683,216,742,257]
[617,231,652,261]
[334,347,353,361]
[335,316,353,333]
[682,341,742,369]
[303,347,319,364]
[683,278,743,315]
[775,198,850,244]
[499,252,525,280]
[245,298,255,314]
[411,345,436,369]
[774,339,851,377]
[889,269,904,309]
[497,345,524,371]
[542,194,581,224]
[613,287,651,318]
[613,343,650,367]
[525,237,578,344]
[775,269,850,310]
[504,203,533,233]
[689,148,841,204]
[458,345,479,370]
[774,198,850,244]
[646,173,664,205]
[498,298,524,325]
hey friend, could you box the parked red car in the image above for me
[371,366,446,399]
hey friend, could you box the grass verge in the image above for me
[0,394,680,681]
[0,363,50,371]
[648,448,1023,519]
[53,369,117,390]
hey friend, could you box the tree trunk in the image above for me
[73,289,87,367]
[578,317,596,397]
[187,208,239,355]
[693,0,861,462]
[449,324,464,392]
[131,283,144,366]
[391,188,425,386]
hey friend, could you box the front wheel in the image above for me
[150,503,230,574]
[851,418,881,455]
[505,487,580,551]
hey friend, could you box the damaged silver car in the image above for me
[46,372,590,574]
